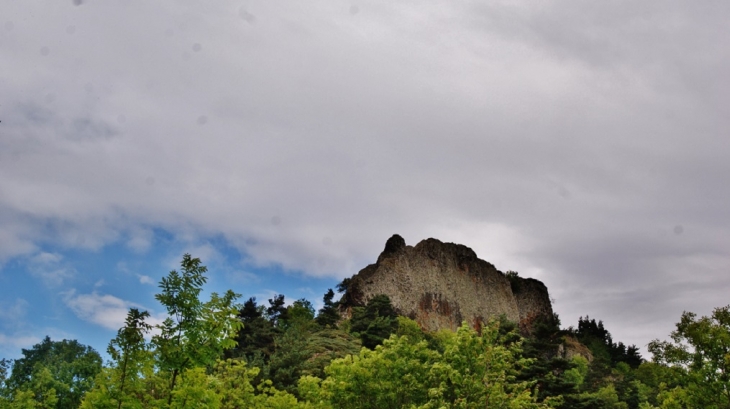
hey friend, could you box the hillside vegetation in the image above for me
[1,255,727,408]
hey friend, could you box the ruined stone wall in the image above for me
[343,235,554,334]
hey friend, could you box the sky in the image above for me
[0,1,728,360]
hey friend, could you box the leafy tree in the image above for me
[315,289,340,328]
[285,299,316,329]
[266,295,288,327]
[226,297,277,363]
[266,325,312,394]
[9,366,59,409]
[296,329,361,380]
[212,360,301,409]
[574,317,642,369]
[424,321,558,409]
[0,358,11,402]
[300,321,556,409]
[152,254,243,405]
[647,305,730,408]
[4,337,102,409]
[349,294,398,349]
[299,334,438,408]
[108,308,152,408]
[81,308,154,409]
[518,314,581,404]
[266,294,359,396]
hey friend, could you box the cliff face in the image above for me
[342,235,554,334]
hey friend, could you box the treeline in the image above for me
[1,254,728,408]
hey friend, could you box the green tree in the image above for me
[300,321,556,409]
[9,366,59,409]
[299,334,438,409]
[349,295,398,349]
[1,358,11,402]
[266,295,288,328]
[4,337,102,409]
[647,305,730,408]
[315,289,340,328]
[81,308,154,409]
[423,321,558,409]
[109,308,152,408]
[285,299,316,329]
[225,297,276,364]
[152,254,243,405]
[212,359,301,409]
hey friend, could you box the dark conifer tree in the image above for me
[315,289,341,328]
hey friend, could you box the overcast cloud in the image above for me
[1,1,728,356]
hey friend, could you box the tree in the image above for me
[647,305,730,408]
[266,295,288,327]
[4,337,102,409]
[349,295,398,349]
[315,289,340,328]
[299,334,437,409]
[226,297,276,363]
[152,254,242,405]
[81,308,153,409]
[0,358,11,402]
[285,299,316,329]
[299,321,556,409]
[9,366,59,409]
[423,321,558,409]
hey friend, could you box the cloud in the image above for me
[0,0,728,356]
[138,275,155,285]
[0,298,30,327]
[64,291,138,331]
[225,270,260,285]
[27,252,76,286]
[127,228,154,253]
[63,290,166,334]
[0,333,42,350]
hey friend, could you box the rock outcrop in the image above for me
[340,235,554,334]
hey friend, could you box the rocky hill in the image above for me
[340,234,554,335]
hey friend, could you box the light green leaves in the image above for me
[648,305,730,408]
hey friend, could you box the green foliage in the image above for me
[396,316,427,342]
[286,299,316,329]
[300,321,555,409]
[3,337,102,409]
[152,254,243,404]
[335,278,351,294]
[15,257,730,409]
[0,359,10,402]
[647,305,730,408]
[349,295,398,349]
[212,359,302,408]
[574,317,642,369]
[266,325,360,395]
[506,270,522,293]
[299,335,438,408]
[104,308,152,409]
[296,329,361,380]
[574,384,627,409]
[424,321,558,409]
[226,297,277,363]
[9,366,59,409]
[266,295,288,327]
[336,277,361,310]
[315,289,340,328]
[562,356,589,390]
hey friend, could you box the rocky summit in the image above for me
[340,234,554,334]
